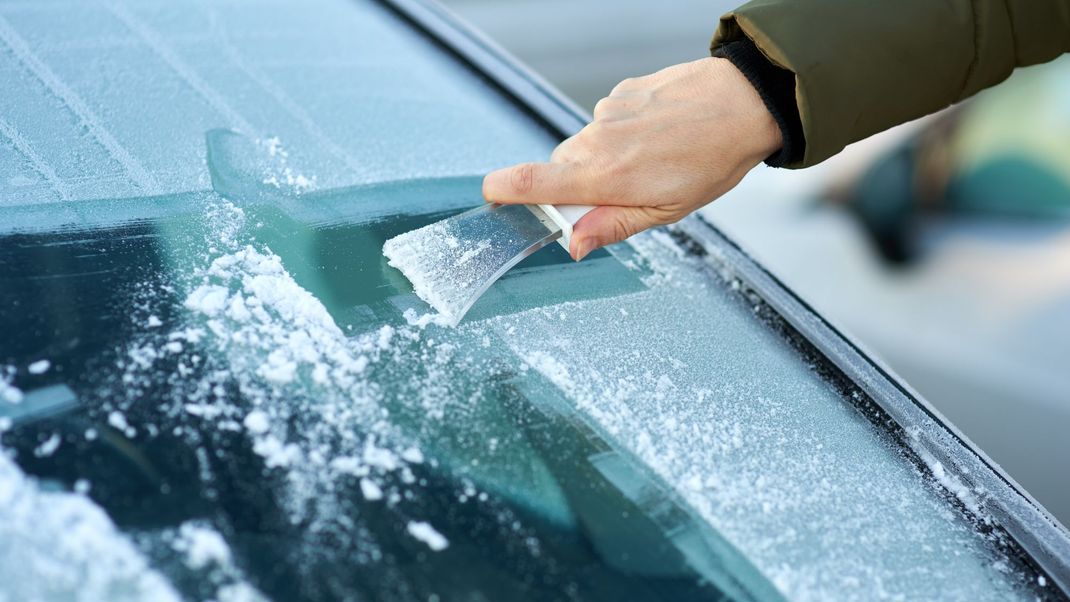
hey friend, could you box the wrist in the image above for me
[714,56,783,163]
[700,57,783,165]
[712,39,803,167]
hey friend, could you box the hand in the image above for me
[482,57,782,260]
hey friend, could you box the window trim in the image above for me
[376,0,1070,592]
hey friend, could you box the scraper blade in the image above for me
[383,204,563,326]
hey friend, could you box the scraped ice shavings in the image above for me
[0,453,181,601]
[406,521,449,551]
[52,193,446,593]
[383,220,482,325]
[33,433,61,457]
[172,522,232,570]
[160,520,268,601]
[360,478,384,501]
[383,204,558,326]
[257,136,316,194]
[0,366,22,404]
[242,410,270,435]
[164,198,439,557]
[402,307,453,329]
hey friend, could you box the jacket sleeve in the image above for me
[712,0,1070,168]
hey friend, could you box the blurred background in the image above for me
[443,0,1070,526]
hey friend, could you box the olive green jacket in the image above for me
[712,0,1070,167]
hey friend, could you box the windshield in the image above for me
[0,0,1052,600]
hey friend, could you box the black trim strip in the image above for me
[378,0,588,139]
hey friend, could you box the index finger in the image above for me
[482,162,597,205]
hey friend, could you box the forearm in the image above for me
[713,0,1070,168]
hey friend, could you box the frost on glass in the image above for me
[1,146,1054,599]
[0,0,1058,600]
[0,0,557,206]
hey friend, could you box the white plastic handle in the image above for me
[538,204,595,250]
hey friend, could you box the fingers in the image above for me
[483,162,594,205]
[569,205,676,261]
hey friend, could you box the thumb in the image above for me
[483,162,593,205]
[569,205,668,261]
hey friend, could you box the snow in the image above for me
[256,136,317,194]
[33,433,61,457]
[0,453,181,601]
[377,325,395,350]
[383,204,556,326]
[184,284,230,316]
[173,522,232,570]
[159,198,430,549]
[0,366,22,404]
[252,436,302,469]
[383,219,472,324]
[402,307,452,329]
[456,239,491,266]
[362,439,400,472]
[163,520,267,600]
[400,448,425,464]
[108,411,130,433]
[406,521,449,551]
[359,478,384,501]
[242,410,270,435]
[0,198,1047,602]
[916,447,984,516]
[217,583,266,602]
[27,359,50,374]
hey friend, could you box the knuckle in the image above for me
[592,97,611,119]
[611,214,637,242]
[611,77,638,95]
[509,163,535,195]
[593,96,631,121]
[582,118,621,141]
[550,136,576,162]
[582,120,604,135]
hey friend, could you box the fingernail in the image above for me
[482,168,507,201]
[573,239,591,262]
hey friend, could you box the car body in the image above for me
[0,0,1067,600]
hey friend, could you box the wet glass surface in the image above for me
[0,0,1055,601]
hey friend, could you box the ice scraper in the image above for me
[383,203,593,326]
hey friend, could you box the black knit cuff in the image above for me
[713,39,804,167]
